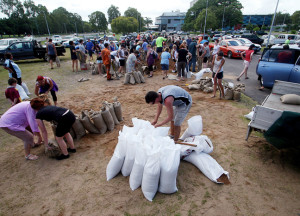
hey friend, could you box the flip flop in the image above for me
[32,141,43,148]
[25,154,38,160]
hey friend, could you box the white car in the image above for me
[235,38,261,53]
[273,34,300,45]
[0,38,19,50]
[261,35,276,46]
[52,35,62,45]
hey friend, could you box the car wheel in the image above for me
[227,51,232,59]
[0,56,5,64]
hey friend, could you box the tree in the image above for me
[194,9,218,32]
[246,23,253,30]
[111,16,138,34]
[144,17,153,28]
[107,5,120,23]
[0,0,20,17]
[88,11,108,32]
[291,10,300,26]
[274,12,291,26]
[124,7,144,30]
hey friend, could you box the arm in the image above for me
[151,103,163,125]
[34,85,39,96]
[4,66,13,73]
[45,79,54,94]
[216,59,225,74]
[201,49,207,58]
[249,52,254,62]
[36,119,49,147]
[241,51,246,60]
[155,97,174,127]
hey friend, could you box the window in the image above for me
[228,41,240,46]
[23,42,32,49]
[168,19,171,24]
[220,41,227,46]
[296,56,300,66]
[262,49,295,64]
[10,42,23,50]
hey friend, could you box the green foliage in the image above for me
[290,30,296,34]
[144,17,153,28]
[291,10,300,26]
[274,12,291,25]
[253,26,260,31]
[88,11,108,32]
[124,7,144,29]
[107,5,120,24]
[194,8,218,32]
[246,23,253,30]
[111,16,138,34]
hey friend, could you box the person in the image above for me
[211,39,220,63]
[177,44,192,81]
[145,85,192,141]
[237,44,255,81]
[101,43,112,81]
[277,44,292,63]
[0,98,44,160]
[156,34,167,54]
[188,38,198,72]
[46,39,57,69]
[109,41,117,52]
[78,39,86,54]
[171,45,178,73]
[146,45,155,78]
[5,78,22,106]
[3,53,30,95]
[85,39,94,61]
[99,39,105,49]
[96,49,103,75]
[285,37,291,45]
[197,43,204,71]
[174,39,181,52]
[35,100,76,160]
[104,37,110,45]
[211,51,225,99]
[161,47,171,79]
[118,44,126,74]
[69,41,78,72]
[186,36,192,47]
[200,36,209,44]
[126,50,139,73]
[201,42,210,68]
[35,76,59,106]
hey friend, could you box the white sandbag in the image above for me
[184,152,229,184]
[228,82,235,89]
[187,115,203,136]
[106,132,127,181]
[121,135,139,176]
[21,82,31,95]
[158,146,181,194]
[184,135,213,154]
[244,111,254,120]
[142,152,160,202]
[129,146,147,191]
[151,127,170,137]
[186,71,192,79]
[193,70,204,80]
[179,128,192,141]
[15,84,29,100]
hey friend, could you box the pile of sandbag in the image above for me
[223,83,245,101]
[191,68,212,80]
[91,62,106,75]
[124,71,145,85]
[188,77,213,93]
[106,118,181,201]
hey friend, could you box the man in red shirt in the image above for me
[101,43,112,81]
[5,78,21,106]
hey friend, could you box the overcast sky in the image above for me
[1,0,299,23]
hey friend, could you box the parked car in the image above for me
[209,39,248,58]
[62,37,80,47]
[235,38,261,53]
[0,38,19,50]
[212,34,222,41]
[52,35,62,46]
[262,35,276,46]
[256,30,267,35]
[256,45,300,88]
[241,34,264,45]
[221,35,232,40]
[0,40,66,64]
[23,36,35,41]
[273,34,300,45]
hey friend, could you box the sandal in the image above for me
[32,141,44,148]
[211,95,216,98]
[25,154,38,160]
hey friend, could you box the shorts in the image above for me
[203,57,209,63]
[48,54,56,61]
[56,111,76,137]
[71,55,77,60]
[88,50,93,57]
[119,59,125,66]
[161,64,169,70]
[156,47,163,53]
[148,65,153,72]
[244,60,250,67]
[212,72,224,79]
[97,60,103,64]
[173,59,176,62]
[173,102,192,126]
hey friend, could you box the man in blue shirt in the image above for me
[188,38,199,72]
[186,36,192,47]
[85,39,94,61]
[200,36,209,44]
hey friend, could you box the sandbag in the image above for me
[132,71,141,84]
[158,146,180,194]
[105,102,119,125]
[187,115,203,136]
[280,94,300,105]
[142,152,160,202]
[203,87,213,93]
[129,74,135,85]
[121,135,139,176]
[80,111,100,134]
[16,84,29,100]
[45,139,62,158]
[191,80,201,84]
[193,70,204,80]
[137,71,145,83]
[72,117,86,140]
[91,112,107,134]
[129,146,147,190]
[244,111,254,120]
[101,107,115,131]
[106,132,127,181]
[188,84,200,90]
[113,100,123,122]
[233,91,241,102]
[124,73,130,84]
[21,82,30,95]
[184,152,229,184]
[69,127,76,139]
[184,135,214,154]
[224,88,234,100]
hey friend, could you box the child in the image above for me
[161,47,171,79]
[5,78,22,106]
[171,45,178,73]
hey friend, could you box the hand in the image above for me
[151,120,157,126]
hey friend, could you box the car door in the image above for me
[219,41,228,55]
[7,42,23,59]
[22,42,34,58]
[289,55,300,84]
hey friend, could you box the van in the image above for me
[273,34,300,44]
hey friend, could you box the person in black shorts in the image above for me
[118,44,126,74]
[211,51,225,98]
[69,41,78,72]
[34,99,76,160]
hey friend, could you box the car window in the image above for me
[296,56,300,66]
[0,40,8,45]
[228,41,240,46]
[10,42,23,50]
[288,35,295,40]
[23,42,32,49]
[220,41,226,46]
[265,49,294,63]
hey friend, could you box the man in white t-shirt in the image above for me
[126,51,139,73]
[118,44,126,74]
[104,37,110,45]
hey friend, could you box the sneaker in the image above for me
[67,148,77,153]
[56,154,70,160]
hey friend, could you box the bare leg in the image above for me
[72,60,75,72]
[64,133,75,149]
[75,60,78,72]
[170,121,175,137]
[218,79,225,98]
[174,125,181,142]
[212,76,218,97]
[237,66,248,80]
[55,137,69,155]
[50,60,53,69]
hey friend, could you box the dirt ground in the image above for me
[0,58,300,216]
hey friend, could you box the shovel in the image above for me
[176,141,197,147]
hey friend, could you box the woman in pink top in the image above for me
[237,44,255,81]
[0,99,44,160]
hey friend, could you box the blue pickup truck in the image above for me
[256,45,300,88]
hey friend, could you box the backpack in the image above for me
[152,51,158,59]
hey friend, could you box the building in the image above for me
[242,15,272,27]
[190,0,197,8]
[155,11,186,32]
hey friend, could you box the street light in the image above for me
[43,11,51,36]
[203,0,208,35]
[266,0,280,47]
[221,4,226,31]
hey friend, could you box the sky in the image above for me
[0,0,299,23]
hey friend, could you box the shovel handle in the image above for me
[176,142,197,147]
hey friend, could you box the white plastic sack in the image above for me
[244,108,255,120]
[158,146,181,194]
[142,152,160,202]
[187,71,192,79]
[15,84,29,100]
[184,152,229,184]
[228,82,235,89]
[121,134,139,176]
[129,146,147,191]
[184,135,214,154]
[151,127,170,137]
[187,116,203,136]
[193,70,204,80]
[21,82,31,95]
[106,132,127,181]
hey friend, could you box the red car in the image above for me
[209,39,249,58]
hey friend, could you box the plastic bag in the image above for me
[184,135,213,154]
[21,82,31,95]
[121,135,139,176]
[129,146,147,190]
[244,111,254,120]
[151,127,170,137]
[184,152,229,184]
[16,84,29,100]
[187,115,203,136]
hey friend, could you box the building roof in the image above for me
[161,12,186,17]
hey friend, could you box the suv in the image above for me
[0,38,19,50]
[273,34,300,45]
[241,34,264,45]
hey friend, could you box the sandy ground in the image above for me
[0,60,300,216]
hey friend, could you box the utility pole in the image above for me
[266,0,280,47]
[75,22,78,36]
[43,11,50,36]
[222,4,226,31]
[35,18,40,35]
[203,0,208,35]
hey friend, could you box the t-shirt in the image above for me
[101,48,111,65]
[212,45,220,55]
[178,49,189,63]
[186,38,192,47]
[161,51,171,65]
[118,49,125,60]
[126,53,137,73]
[70,45,77,58]
[285,39,290,45]
[142,42,148,51]
[5,86,21,104]
[136,45,141,51]
[188,42,197,56]
[104,40,110,45]
[36,106,68,122]
[86,41,94,51]
[4,59,22,78]
[156,37,166,48]
[244,50,254,62]
[158,85,192,107]
[204,46,210,57]
[78,44,85,53]
[200,39,209,44]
